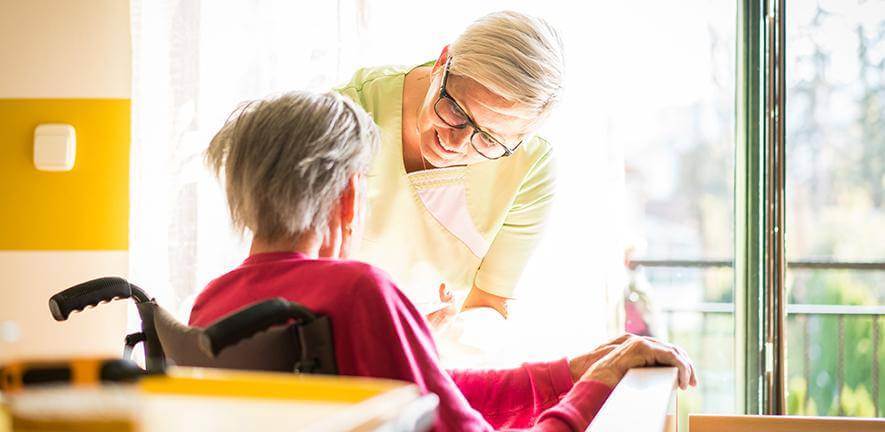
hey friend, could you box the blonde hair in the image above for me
[205,91,379,240]
[449,11,564,125]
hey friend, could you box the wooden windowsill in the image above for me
[690,414,885,432]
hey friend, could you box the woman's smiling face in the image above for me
[414,61,536,168]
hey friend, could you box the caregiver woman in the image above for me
[337,11,562,322]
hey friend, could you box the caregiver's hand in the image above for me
[426,283,457,332]
[461,286,509,318]
[579,334,698,390]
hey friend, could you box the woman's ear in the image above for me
[431,45,450,74]
[336,174,363,259]
[339,174,359,229]
[319,176,359,259]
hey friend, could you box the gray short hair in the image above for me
[205,91,380,240]
[449,11,564,127]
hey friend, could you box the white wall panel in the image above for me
[0,251,128,362]
[0,0,131,98]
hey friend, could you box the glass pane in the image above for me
[785,0,885,417]
[620,0,736,427]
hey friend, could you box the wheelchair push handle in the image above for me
[49,277,152,321]
[199,298,317,358]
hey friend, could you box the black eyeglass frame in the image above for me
[433,57,524,160]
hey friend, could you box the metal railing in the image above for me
[633,259,885,271]
[634,258,885,417]
[660,302,884,417]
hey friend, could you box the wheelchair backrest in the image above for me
[152,302,300,371]
[149,300,338,375]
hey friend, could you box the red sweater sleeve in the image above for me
[342,270,613,431]
[342,271,492,431]
[448,359,574,429]
[534,380,614,431]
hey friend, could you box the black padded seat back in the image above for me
[150,302,303,372]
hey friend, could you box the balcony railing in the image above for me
[632,259,885,418]
[632,259,885,271]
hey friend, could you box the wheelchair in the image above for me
[49,277,337,376]
[37,276,437,431]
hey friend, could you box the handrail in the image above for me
[586,367,678,432]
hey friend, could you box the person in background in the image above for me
[190,91,698,431]
[624,239,664,337]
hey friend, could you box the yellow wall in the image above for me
[0,99,129,250]
[0,0,131,362]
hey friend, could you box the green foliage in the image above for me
[836,385,876,417]
[788,377,819,415]
[785,270,882,417]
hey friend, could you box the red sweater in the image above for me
[189,252,612,431]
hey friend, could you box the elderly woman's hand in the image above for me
[577,334,698,390]
[567,334,630,382]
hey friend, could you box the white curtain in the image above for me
[129,0,626,364]
[130,0,365,316]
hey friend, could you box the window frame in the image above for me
[735,0,787,415]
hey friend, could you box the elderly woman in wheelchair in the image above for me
[187,91,697,431]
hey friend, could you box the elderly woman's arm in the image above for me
[447,360,608,430]
[447,337,634,428]
[342,266,616,431]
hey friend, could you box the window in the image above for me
[620,0,737,426]
[785,0,885,417]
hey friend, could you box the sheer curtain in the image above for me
[130,0,364,316]
[129,0,625,363]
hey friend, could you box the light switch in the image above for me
[34,123,76,171]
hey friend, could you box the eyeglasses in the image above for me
[433,57,523,160]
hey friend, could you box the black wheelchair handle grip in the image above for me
[49,277,151,321]
[199,298,317,358]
